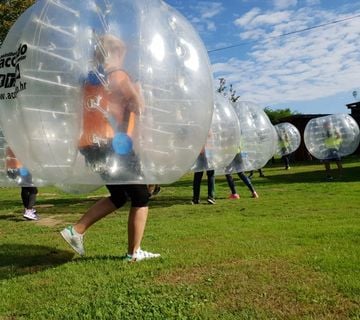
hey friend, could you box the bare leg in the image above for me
[74,197,117,234]
[127,206,148,255]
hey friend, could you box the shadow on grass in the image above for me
[0,197,99,213]
[149,197,193,208]
[146,163,360,206]
[256,165,360,185]
[210,163,360,188]
[35,198,98,209]
[0,244,74,280]
[0,213,26,222]
[76,255,126,263]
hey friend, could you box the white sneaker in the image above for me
[126,248,160,262]
[23,209,39,221]
[60,226,85,256]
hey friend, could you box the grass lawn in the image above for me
[0,158,359,319]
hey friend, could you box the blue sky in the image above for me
[165,0,360,115]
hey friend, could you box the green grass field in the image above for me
[0,158,359,319]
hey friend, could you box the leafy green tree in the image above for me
[0,0,35,46]
[264,106,298,124]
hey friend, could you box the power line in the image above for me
[208,13,360,53]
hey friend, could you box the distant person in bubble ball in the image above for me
[322,121,343,180]
[61,34,160,262]
[5,147,39,221]
[191,146,216,205]
[279,130,291,170]
[225,150,259,199]
[78,33,145,181]
[147,184,161,199]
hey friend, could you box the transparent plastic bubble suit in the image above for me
[0,3,36,183]
[2,142,46,187]
[0,129,16,187]
[191,93,241,173]
[225,101,276,173]
[55,184,102,194]
[304,114,360,160]
[274,122,301,156]
[0,0,213,186]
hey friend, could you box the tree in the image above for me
[217,78,240,103]
[264,106,298,124]
[218,78,299,123]
[0,0,35,46]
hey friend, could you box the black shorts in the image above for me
[21,186,38,194]
[106,184,149,208]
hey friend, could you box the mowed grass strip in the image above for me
[0,158,359,319]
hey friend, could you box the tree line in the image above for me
[217,78,298,123]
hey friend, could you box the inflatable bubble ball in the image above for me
[304,114,360,160]
[274,122,301,157]
[191,93,241,173]
[0,0,214,186]
[226,101,276,173]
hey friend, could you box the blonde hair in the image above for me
[95,34,127,65]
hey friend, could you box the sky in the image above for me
[165,0,360,115]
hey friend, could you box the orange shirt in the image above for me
[78,83,114,148]
[78,70,138,148]
[107,70,141,132]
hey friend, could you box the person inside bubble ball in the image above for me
[225,147,259,199]
[322,121,343,180]
[78,33,145,181]
[225,171,258,199]
[5,147,39,221]
[248,168,265,179]
[279,131,291,170]
[60,183,160,261]
[61,34,159,261]
[191,146,216,204]
[148,184,161,199]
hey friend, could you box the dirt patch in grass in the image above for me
[157,266,207,285]
[0,315,17,320]
[87,194,108,199]
[35,204,55,208]
[156,259,358,319]
[36,216,64,227]
[69,200,99,207]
